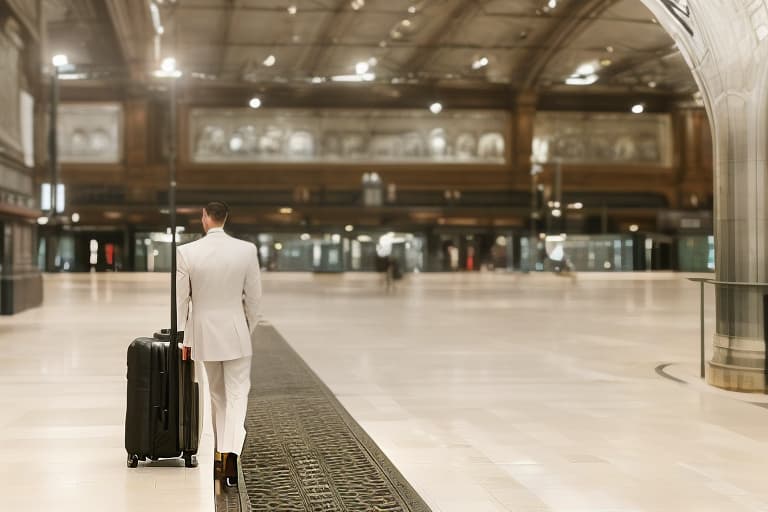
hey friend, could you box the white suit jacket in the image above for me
[176,227,262,362]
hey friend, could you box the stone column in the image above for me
[640,0,768,391]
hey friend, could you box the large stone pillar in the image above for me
[640,1,768,391]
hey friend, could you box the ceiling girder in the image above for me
[520,0,617,90]
[104,0,153,71]
[296,0,349,77]
[599,44,680,85]
[217,0,238,78]
[401,0,494,75]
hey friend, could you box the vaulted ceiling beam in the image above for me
[520,0,617,90]
[104,0,154,76]
[295,0,349,76]
[598,43,679,84]
[401,0,494,75]
[216,0,238,78]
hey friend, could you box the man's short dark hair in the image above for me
[205,201,230,223]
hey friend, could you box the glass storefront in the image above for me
[97,229,716,274]
[539,234,636,272]
[134,230,200,272]
[263,232,426,273]
[572,235,635,271]
[133,230,426,273]
[677,235,715,272]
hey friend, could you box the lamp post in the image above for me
[44,54,70,271]
[153,57,181,329]
[529,163,543,272]
[48,54,68,218]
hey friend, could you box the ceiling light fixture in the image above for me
[631,103,645,114]
[408,6,416,13]
[153,57,182,78]
[190,71,216,80]
[249,96,262,109]
[565,61,600,86]
[161,57,177,72]
[263,54,276,67]
[332,73,375,82]
[565,74,598,85]
[547,0,557,8]
[472,56,489,70]
[52,54,69,67]
[287,5,297,15]
[648,80,658,88]
[345,224,354,232]
[401,19,412,27]
[58,73,89,80]
[279,207,293,214]
[311,76,326,83]
[429,102,443,114]
[355,61,370,75]
[350,0,365,10]
[576,62,596,75]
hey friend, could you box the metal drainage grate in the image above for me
[237,325,432,512]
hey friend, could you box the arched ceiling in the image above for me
[41,0,698,100]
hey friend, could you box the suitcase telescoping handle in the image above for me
[169,77,179,349]
[164,78,180,437]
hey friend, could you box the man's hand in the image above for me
[181,345,192,361]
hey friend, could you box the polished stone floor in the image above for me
[5,271,768,511]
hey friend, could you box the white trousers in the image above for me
[203,357,251,455]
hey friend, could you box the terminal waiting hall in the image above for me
[2,0,768,510]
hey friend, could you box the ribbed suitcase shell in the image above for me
[125,332,199,465]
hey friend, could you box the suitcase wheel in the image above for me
[127,454,139,468]
[183,452,198,468]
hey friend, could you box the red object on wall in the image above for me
[105,244,114,266]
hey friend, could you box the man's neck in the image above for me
[207,226,225,234]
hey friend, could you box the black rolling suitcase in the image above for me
[124,119,199,468]
[125,329,200,468]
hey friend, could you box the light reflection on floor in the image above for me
[6,271,766,512]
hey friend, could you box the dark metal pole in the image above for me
[555,159,563,234]
[555,159,562,208]
[700,281,705,378]
[169,78,178,335]
[529,172,536,272]
[48,67,58,216]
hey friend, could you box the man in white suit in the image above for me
[176,201,261,487]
